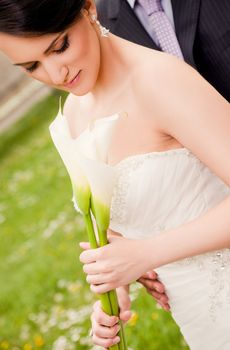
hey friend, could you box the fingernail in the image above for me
[112,316,118,324]
[113,336,120,344]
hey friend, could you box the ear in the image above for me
[84,0,97,15]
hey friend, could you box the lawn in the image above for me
[0,91,189,350]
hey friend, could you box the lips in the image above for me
[64,70,81,88]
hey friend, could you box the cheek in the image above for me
[26,69,58,88]
[86,34,101,78]
[71,27,100,71]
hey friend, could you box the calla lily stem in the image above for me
[83,214,121,350]
[83,214,127,350]
[97,226,128,350]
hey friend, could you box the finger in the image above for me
[86,273,111,285]
[149,290,169,303]
[79,248,100,264]
[162,304,171,311]
[92,333,120,348]
[91,283,114,294]
[119,310,132,323]
[79,242,90,250]
[149,293,170,310]
[151,280,165,293]
[139,271,158,280]
[107,229,122,238]
[83,263,111,275]
[93,301,119,327]
[116,287,131,311]
[116,287,132,322]
[140,279,165,293]
[157,300,171,311]
[92,320,121,339]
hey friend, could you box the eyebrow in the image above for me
[13,32,63,66]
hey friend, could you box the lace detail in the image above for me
[110,157,144,224]
[176,249,230,322]
[113,147,192,168]
[110,148,195,225]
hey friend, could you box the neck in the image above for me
[89,33,133,101]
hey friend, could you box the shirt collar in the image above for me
[126,0,136,9]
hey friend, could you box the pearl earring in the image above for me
[91,14,110,37]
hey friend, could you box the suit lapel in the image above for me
[171,0,201,67]
[108,0,159,50]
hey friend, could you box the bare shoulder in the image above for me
[133,50,229,125]
[134,50,230,185]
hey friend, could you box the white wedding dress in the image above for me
[109,147,230,350]
[50,112,230,350]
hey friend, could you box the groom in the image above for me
[96,0,230,102]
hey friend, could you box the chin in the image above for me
[70,78,98,96]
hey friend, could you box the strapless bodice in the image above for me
[110,147,229,237]
[109,148,230,350]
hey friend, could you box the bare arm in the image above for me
[80,55,230,293]
[146,55,230,267]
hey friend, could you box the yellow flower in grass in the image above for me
[0,341,9,350]
[151,312,159,320]
[34,335,44,347]
[128,312,139,327]
[23,343,32,350]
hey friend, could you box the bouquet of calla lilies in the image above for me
[49,107,127,350]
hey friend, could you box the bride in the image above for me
[0,0,229,349]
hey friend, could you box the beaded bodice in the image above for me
[110,148,229,237]
[109,148,230,342]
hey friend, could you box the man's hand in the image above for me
[138,271,170,311]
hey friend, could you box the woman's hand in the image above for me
[79,235,153,293]
[137,271,170,311]
[90,286,131,348]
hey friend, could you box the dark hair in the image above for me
[0,0,86,36]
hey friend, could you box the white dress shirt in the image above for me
[126,0,175,45]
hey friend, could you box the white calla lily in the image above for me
[75,113,120,162]
[78,156,117,243]
[49,108,90,215]
[49,108,127,350]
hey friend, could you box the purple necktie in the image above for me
[138,0,184,59]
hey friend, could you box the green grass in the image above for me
[0,91,189,350]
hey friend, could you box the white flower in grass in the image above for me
[53,336,74,350]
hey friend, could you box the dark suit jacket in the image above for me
[96,0,230,101]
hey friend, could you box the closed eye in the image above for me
[53,34,69,54]
[24,34,69,73]
[25,62,39,73]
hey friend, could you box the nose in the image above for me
[43,59,68,85]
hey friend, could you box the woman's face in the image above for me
[0,10,101,96]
